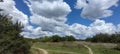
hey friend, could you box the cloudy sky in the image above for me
[0,0,120,39]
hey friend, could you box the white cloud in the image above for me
[23,0,120,39]
[22,0,72,38]
[29,0,71,18]
[0,0,29,26]
[75,0,87,9]
[28,0,71,33]
[90,19,116,34]
[69,19,117,39]
[75,0,119,19]
[0,0,120,39]
[21,25,54,38]
[117,24,120,32]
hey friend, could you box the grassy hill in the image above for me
[31,41,120,54]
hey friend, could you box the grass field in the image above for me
[89,43,120,54]
[32,42,88,54]
[31,41,120,54]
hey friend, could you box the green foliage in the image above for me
[85,37,92,42]
[50,35,62,42]
[86,33,120,43]
[0,14,31,54]
[40,36,52,42]
[62,35,76,41]
[36,35,76,42]
[110,34,120,43]
[91,33,110,42]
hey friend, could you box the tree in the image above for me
[50,35,62,42]
[39,36,51,42]
[89,33,110,42]
[85,33,120,43]
[0,14,31,54]
[63,35,76,41]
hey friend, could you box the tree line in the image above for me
[85,33,120,43]
[30,35,76,43]
[85,33,120,50]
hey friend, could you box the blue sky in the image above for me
[1,0,120,39]
[14,0,120,26]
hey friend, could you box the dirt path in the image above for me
[47,50,78,54]
[37,48,48,54]
[84,45,93,54]
[32,47,48,54]
[32,45,93,54]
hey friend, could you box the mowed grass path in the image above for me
[32,42,89,54]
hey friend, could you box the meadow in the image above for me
[31,41,120,54]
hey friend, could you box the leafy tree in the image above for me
[0,14,31,54]
[110,34,120,43]
[85,37,92,42]
[90,33,110,42]
[63,35,76,41]
[85,33,120,43]
[39,36,51,42]
[50,35,62,42]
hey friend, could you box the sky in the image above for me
[0,0,120,39]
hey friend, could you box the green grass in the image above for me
[32,41,120,54]
[32,42,88,54]
[88,43,120,54]
[31,48,37,54]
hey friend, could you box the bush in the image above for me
[0,14,31,54]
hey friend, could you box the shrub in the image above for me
[0,14,31,54]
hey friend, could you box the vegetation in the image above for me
[0,14,31,54]
[32,42,88,54]
[33,35,76,42]
[115,43,120,50]
[31,41,120,54]
[86,33,120,43]
[89,43,120,54]
[85,33,120,51]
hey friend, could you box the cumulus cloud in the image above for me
[22,0,72,38]
[23,0,120,39]
[117,24,120,32]
[90,19,116,34]
[21,25,54,38]
[0,0,29,26]
[75,0,119,19]
[69,19,117,39]
[0,0,120,39]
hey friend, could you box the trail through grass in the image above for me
[84,45,93,54]
[31,41,120,54]
[32,42,89,54]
